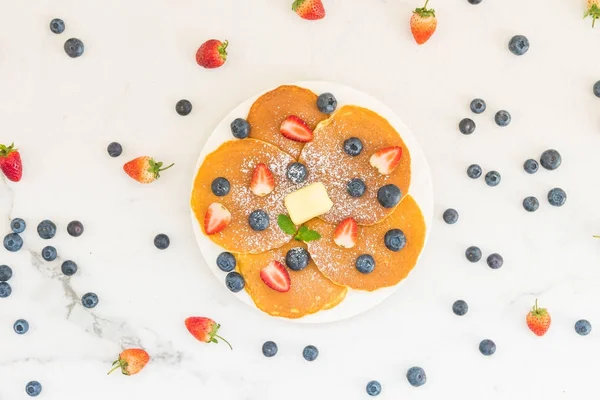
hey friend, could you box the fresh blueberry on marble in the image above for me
[540,149,562,170]
[286,247,310,271]
[508,35,529,56]
[366,380,382,396]
[465,246,482,263]
[0,265,12,281]
[406,367,426,387]
[347,178,367,198]
[211,177,231,197]
[470,98,486,113]
[107,142,123,157]
[377,184,401,208]
[485,171,501,187]
[225,271,245,293]
[443,208,459,224]
[61,260,78,276]
[384,229,406,252]
[523,196,539,212]
[303,345,319,361]
[467,164,482,179]
[175,99,192,116]
[230,118,251,139]
[25,381,42,397]
[575,319,592,336]
[343,137,363,157]
[468,0,483,4]
[479,339,496,356]
[287,162,308,184]
[523,159,539,174]
[64,38,84,58]
[248,210,270,231]
[4,233,23,252]
[0,282,12,298]
[317,92,338,113]
[37,220,57,239]
[262,341,278,357]
[14,319,29,335]
[459,118,476,135]
[11,218,26,233]
[452,300,469,316]
[494,110,511,127]
[82,292,99,308]
[67,220,84,237]
[216,252,236,272]
[50,18,65,34]
[594,81,600,98]
[41,246,57,261]
[356,254,376,274]
[154,233,170,250]
[486,253,503,269]
[547,188,567,207]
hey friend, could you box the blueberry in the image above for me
[0,265,12,281]
[485,171,501,187]
[575,319,592,336]
[225,271,245,293]
[540,149,562,170]
[347,178,367,198]
[0,282,12,298]
[508,35,529,56]
[50,18,65,34]
[443,208,459,224]
[262,341,278,357]
[4,233,23,252]
[41,246,57,261]
[523,196,539,212]
[230,118,251,139]
[523,159,539,174]
[61,260,78,276]
[248,210,270,231]
[67,220,84,237]
[11,218,26,233]
[26,381,42,397]
[495,110,511,127]
[286,247,310,271]
[467,164,482,179]
[486,253,503,269]
[302,345,319,361]
[154,233,170,250]
[82,292,99,308]
[64,38,84,58]
[175,99,192,116]
[317,92,337,113]
[287,162,308,184]
[356,254,375,274]
[548,188,567,207]
[465,246,482,263]
[384,229,406,252]
[452,300,469,316]
[14,319,29,334]
[468,0,483,4]
[211,177,231,197]
[216,252,236,272]
[343,137,363,156]
[470,98,486,113]
[107,142,123,157]
[366,381,382,396]
[406,367,426,387]
[479,339,496,356]
[594,81,600,98]
[377,184,401,208]
[37,220,57,239]
[459,118,476,135]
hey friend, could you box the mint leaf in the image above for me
[297,227,321,242]
[277,214,297,235]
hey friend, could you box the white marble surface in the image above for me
[1,0,600,399]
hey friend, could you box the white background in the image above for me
[1,0,600,399]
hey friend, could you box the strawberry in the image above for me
[369,146,403,175]
[0,143,23,182]
[292,0,325,20]
[526,299,551,337]
[107,348,150,376]
[333,218,358,249]
[410,0,437,45]
[280,116,314,142]
[204,202,232,235]
[185,317,232,349]
[123,156,174,184]
[260,260,291,292]
[196,39,228,69]
[585,0,600,27]
[251,163,275,197]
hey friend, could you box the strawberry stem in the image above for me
[215,334,233,350]
[107,360,123,375]
[159,163,174,172]
[423,0,429,8]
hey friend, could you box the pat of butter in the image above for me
[284,182,333,226]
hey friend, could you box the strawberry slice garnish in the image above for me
[260,261,291,292]
[250,163,275,197]
[204,202,231,235]
[333,218,358,249]
[369,146,402,175]
[280,116,313,142]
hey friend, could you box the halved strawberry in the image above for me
[260,261,291,292]
[333,218,358,249]
[251,163,275,197]
[369,146,402,175]
[204,203,231,235]
[280,116,313,142]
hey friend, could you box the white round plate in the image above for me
[190,81,434,323]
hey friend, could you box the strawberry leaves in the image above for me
[277,214,321,242]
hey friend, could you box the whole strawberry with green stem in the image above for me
[185,317,232,350]
[0,143,23,182]
[107,348,150,376]
[410,0,437,45]
[526,299,551,337]
[292,0,325,20]
[585,0,600,27]
[196,39,228,69]
[123,156,174,184]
